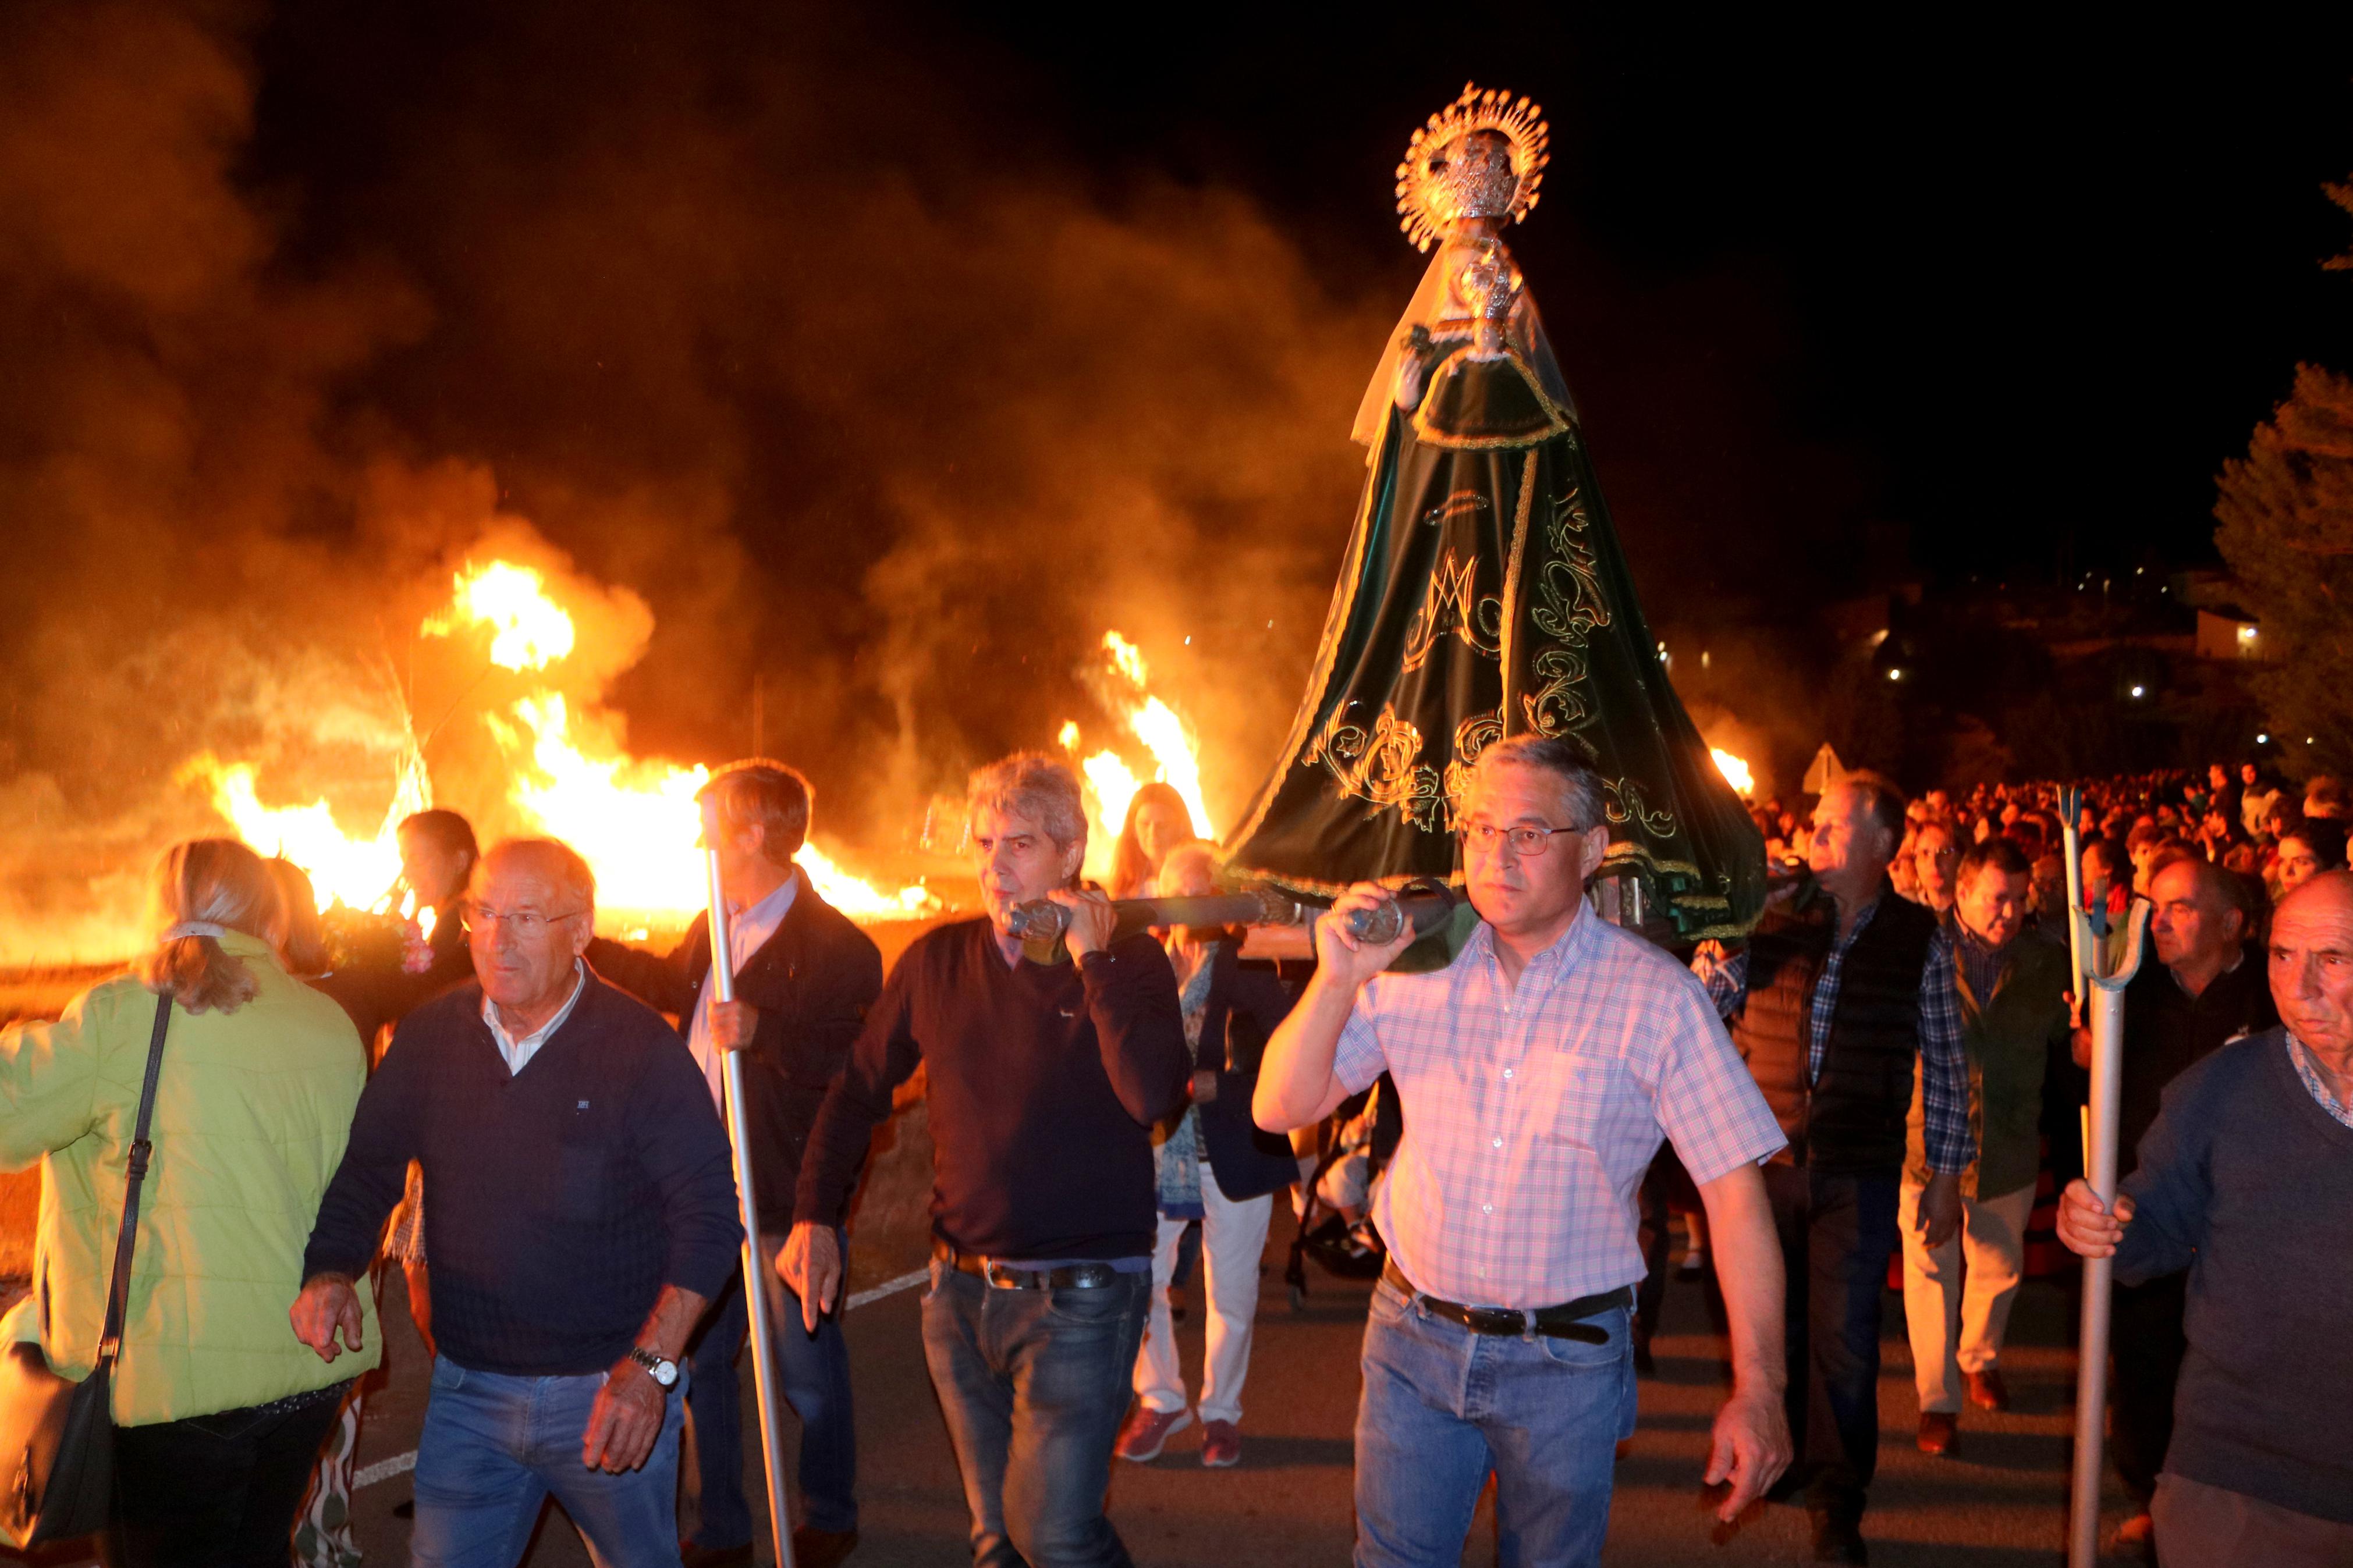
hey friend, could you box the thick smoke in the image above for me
[0,1,1394,958]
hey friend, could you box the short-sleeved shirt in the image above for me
[1333,907,1786,1309]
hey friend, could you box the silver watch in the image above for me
[628,1346,679,1389]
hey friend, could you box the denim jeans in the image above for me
[1353,1278,1637,1568]
[410,1356,687,1568]
[686,1236,858,1544]
[108,1388,344,1568]
[1762,1164,1900,1521]
[919,1259,1149,1567]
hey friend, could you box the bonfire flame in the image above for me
[1062,632,1215,880]
[189,557,935,928]
[1710,748,1755,799]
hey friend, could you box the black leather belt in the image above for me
[1381,1260,1630,1344]
[934,1240,1123,1291]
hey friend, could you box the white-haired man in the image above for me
[1255,736,1793,1568]
[2060,870,2353,1565]
[783,753,1190,1567]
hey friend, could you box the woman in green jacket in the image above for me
[0,838,377,1564]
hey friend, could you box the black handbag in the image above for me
[0,992,172,1546]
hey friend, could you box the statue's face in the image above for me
[1427,129,1517,226]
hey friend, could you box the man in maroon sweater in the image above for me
[783,753,1190,1567]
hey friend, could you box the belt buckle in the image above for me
[981,1260,1027,1290]
[1465,1305,1527,1336]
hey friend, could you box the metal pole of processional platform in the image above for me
[707,848,797,1568]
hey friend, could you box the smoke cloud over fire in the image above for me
[0,2,1395,960]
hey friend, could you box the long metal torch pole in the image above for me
[2067,898,2148,1568]
[707,850,797,1568]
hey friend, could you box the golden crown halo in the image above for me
[1394,84,1550,253]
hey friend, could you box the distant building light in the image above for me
[1657,641,1670,666]
[1887,667,1903,682]
[2136,567,2145,575]
[1869,628,1890,648]
[1701,649,1711,670]
[2258,733,2270,744]
[2309,737,2318,745]
[2130,685,2146,698]
[2237,624,2258,642]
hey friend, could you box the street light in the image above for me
[2129,685,2145,699]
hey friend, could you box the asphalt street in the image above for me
[261,1216,2148,1567]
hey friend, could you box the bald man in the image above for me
[2071,854,2277,1546]
[2061,872,2353,1565]
[299,838,742,1568]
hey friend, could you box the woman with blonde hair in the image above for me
[1,838,374,1564]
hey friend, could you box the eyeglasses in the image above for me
[1456,822,1584,857]
[463,904,585,938]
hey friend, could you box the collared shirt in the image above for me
[481,959,588,1076]
[684,871,800,1110]
[2287,1033,2353,1130]
[1332,906,1786,1309]
[1690,895,1975,1175]
[1953,920,2008,1011]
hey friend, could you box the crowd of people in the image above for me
[1,745,2347,1568]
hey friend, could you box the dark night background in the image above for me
[2,2,2350,939]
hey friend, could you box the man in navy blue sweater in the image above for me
[783,753,1190,1567]
[294,838,741,1568]
[2061,870,2353,1567]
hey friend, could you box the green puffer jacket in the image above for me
[0,934,379,1425]
[1905,927,2071,1200]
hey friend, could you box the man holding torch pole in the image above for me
[590,762,883,1568]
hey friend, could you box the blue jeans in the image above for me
[1353,1279,1637,1568]
[1761,1165,1900,1521]
[918,1259,1149,1567]
[687,1239,858,1544]
[410,1356,687,1568]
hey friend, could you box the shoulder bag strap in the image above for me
[93,995,172,1366]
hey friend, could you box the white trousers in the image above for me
[1134,1162,1274,1427]
[1898,1176,2036,1413]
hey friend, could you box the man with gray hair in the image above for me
[1256,735,1793,1568]
[784,752,1190,1567]
[1692,769,1975,1563]
[297,838,742,1567]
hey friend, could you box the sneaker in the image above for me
[1200,1419,1241,1468]
[1115,1403,1193,1463]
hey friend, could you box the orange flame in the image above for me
[1710,748,1755,798]
[189,557,935,927]
[1061,631,1215,879]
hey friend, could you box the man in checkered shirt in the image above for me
[1257,736,1792,1568]
[1691,771,1974,1566]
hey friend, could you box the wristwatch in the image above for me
[628,1346,679,1389]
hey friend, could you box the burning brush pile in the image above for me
[5,533,1224,967]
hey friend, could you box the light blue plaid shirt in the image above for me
[1692,897,1974,1175]
[1333,906,1786,1308]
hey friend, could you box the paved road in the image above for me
[282,1215,2149,1568]
[0,1215,2145,1567]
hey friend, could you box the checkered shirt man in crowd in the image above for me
[1255,736,1792,1568]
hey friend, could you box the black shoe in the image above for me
[793,1525,859,1568]
[679,1542,755,1568]
[1808,1510,1868,1565]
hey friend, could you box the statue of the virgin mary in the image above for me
[1225,85,1764,943]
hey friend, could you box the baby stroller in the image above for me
[1284,1073,1401,1310]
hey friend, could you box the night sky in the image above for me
[2,2,2350,878]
